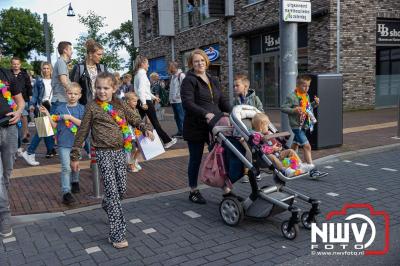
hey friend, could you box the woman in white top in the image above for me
[21,62,56,166]
[133,55,176,148]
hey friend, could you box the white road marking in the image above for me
[69,227,83,233]
[326,192,339,197]
[183,210,201,219]
[366,187,378,191]
[129,218,142,224]
[381,168,398,172]
[143,228,156,234]
[343,160,352,163]
[85,246,101,254]
[324,166,333,169]
[2,237,16,243]
[355,163,369,167]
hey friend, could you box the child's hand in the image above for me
[272,144,281,152]
[39,105,50,116]
[145,130,155,141]
[71,161,79,172]
[295,107,303,114]
[63,114,71,120]
[314,96,320,105]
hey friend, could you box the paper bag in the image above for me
[35,115,54,137]
[137,130,165,160]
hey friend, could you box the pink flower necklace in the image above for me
[96,100,133,152]
[1,80,22,127]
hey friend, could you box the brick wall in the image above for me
[136,0,400,110]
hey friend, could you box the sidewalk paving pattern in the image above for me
[1,149,399,265]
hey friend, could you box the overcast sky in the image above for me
[0,0,132,70]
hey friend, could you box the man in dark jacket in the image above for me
[10,57,32,145]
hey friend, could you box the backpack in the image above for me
[78,63,105,78]
[199,143,232,189]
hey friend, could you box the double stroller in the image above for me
[210,105,321,240]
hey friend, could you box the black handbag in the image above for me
[0,116,11,127]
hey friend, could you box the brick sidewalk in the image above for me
[10,107,400,215]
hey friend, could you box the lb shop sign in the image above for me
[377,19,400,46]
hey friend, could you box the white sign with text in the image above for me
[283,0,312,23]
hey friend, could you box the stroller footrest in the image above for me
[266,192,295,202]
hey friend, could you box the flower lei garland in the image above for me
[0,80,22,127]
[282,156,303,176]
[96,100,133,152]
[51,115,78,135]
[295,88,312,128]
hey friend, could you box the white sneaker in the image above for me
[164,138,177,149]
[17,148,24,157]
[300,163,315,172]
[284,168,296,177]
[21,151,40,166]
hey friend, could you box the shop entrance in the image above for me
[250,52,280,109]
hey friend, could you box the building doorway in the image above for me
[250,52,280,109]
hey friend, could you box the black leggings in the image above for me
[138,100,172,144]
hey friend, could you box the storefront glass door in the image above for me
[250,53,279,109]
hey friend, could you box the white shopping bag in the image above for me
[35,115,54,138]
[137,130,165,160]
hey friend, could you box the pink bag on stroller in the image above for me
[199,143,233,188]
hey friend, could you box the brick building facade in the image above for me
[136,0,400,110]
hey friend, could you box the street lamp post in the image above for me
[43,3,75,63]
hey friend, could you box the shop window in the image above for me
[143,10,152,39]
[180,0,195,30]
[199,0,211,23]
[376,47,400,103]
[152,5,159,37]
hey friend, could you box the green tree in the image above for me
[75,11,123,71]
[109,20,138,73]
[0,8,54,60]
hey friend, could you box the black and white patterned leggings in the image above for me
[95,149,127,243]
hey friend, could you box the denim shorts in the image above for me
[292,128,309,146]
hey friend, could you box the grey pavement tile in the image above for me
[202,258,230,266]
[97,257,130,266]
[228,259,256,266]
[179,257,208,266]
[205,251,231,262]
[61,254,91,265]
[78,259,98,266]
[141,253,170,265]
[250,251,276,263]
[167,246,195,257]
[162,255,189,266]
[226,251,254,263]
[135,245,156,258]
[271,253,297,264]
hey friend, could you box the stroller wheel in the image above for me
[301,212,316,230]
[219,197,244,226]
[281,221,299,240]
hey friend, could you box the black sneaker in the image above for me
[62,192,75,205]
[189,190,206,204]
[22,138,29,144]
[45,149,57,158]
[71,182,80,194]
[309,169,329,180]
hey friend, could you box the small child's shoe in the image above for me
[108,238,128,249]
[284,168,296,177]
[300,163,315,173]
[135,161,142,171]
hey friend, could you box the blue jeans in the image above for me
[171,103,184,135]
[59,147,79,194]
[27,134,54,155]
[292,128,309,146]
[187,141,206,189]
[0,126,18,219]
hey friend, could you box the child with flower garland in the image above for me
[70,72,153,249]
[282,75,328,179]
[124,91,143,172]
[251,113,314,177]
[40,82,84,205]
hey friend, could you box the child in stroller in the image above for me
[250,113,315,177]
[211,105,321,240]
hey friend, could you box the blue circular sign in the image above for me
[205,47,220,62]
